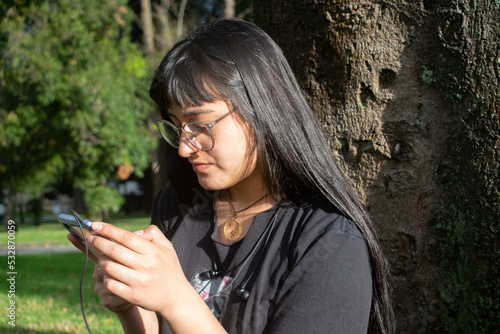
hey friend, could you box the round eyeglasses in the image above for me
[154,109,234,151]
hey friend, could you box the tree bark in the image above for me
[225,0,235,17]
[141,0,154,53]
[254,0,499,332]
[177,0,188,40]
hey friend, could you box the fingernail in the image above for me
[92,222,102,232]
[133,229,144,236]
[87,235,94,243]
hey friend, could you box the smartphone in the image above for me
[58,210,97,242]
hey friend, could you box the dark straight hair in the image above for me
[150,18,394,334]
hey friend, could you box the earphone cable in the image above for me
[205,205,282,302]
[76,219,93,334]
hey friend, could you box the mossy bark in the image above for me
[254,0,499,332]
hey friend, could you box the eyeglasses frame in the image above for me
[155,109,235,151]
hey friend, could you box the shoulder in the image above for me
[262,201,373,333]
[274,200,368,264]
[281,200,365,242]
[151,185,214,236]
[153,185,214,216]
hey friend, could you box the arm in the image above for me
[88,223,227,334]
[116,306,159,334]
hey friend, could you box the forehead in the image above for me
[168,101,230,119]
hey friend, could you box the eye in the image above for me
[167,114,181,127]
[184,122,207,134]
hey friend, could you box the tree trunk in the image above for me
[141,0,155,53]
[254,0,499,332]
[225,0,235,17]
[177,0,188,40]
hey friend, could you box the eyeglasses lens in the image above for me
[157,121,213,151]
[183,122,213,150]
[157,122,180,148]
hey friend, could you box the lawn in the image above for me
[2,214,150,249]
[0,215,151,333]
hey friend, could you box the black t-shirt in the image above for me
[151,188,372,333]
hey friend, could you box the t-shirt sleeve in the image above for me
[150,185,179,237]
[150,186,168,232]
[265,224,373,333]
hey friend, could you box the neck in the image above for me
[215,172,276,242]
[227,170,274,209]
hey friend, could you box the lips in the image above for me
[190,161,211,172]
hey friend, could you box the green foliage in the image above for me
[0,0,156,214]
[84,185,125,218]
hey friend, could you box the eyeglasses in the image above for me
[155,109,234,151]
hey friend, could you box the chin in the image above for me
[196,177,225,191]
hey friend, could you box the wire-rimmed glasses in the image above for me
[154,109,234,151]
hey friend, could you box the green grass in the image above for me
[1,215,150,249]
[0,215,150,333]
[1,253,123,333]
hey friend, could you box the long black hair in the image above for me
[149,18,394,334]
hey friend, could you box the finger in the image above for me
[135,225,172,247]
[90,222,151,254]
[102,272,150,308]
[90,232,149,270]
[92,257,112,281]
[67,233,99,262]
[101,257,140,288]
[92,264,104,282]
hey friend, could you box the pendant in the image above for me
[224,217,242,241]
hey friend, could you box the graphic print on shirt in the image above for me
[191,272,234,322]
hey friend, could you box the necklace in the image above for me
[223,189,270,241]
[204,205,283,302]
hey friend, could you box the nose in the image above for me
[177,134,199,157]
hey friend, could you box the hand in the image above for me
[68,231,135,313]
[88,223,193,315]
[67,233,99,262]
[92,260,135,314]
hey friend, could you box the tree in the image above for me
[0,0,155,219]
[224,0,235,17]
[141,0,155,53]
[254,0,499,332]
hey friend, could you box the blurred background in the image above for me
[0,0,252,224]
[0,2,250,332]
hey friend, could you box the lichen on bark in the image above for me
[254,0,499,332]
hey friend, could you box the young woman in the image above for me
[69,18,394,333]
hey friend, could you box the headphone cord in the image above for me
[76,219,93,334]
[205,205,282,302]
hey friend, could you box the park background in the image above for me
[1,0,499,333]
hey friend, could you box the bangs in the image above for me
[150,41,237,116]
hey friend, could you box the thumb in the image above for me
[134,225,170,247]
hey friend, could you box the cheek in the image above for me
[213,123,252,157]
[212,134,256,172]
[211,141,249,169]
[211,117,257,171]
